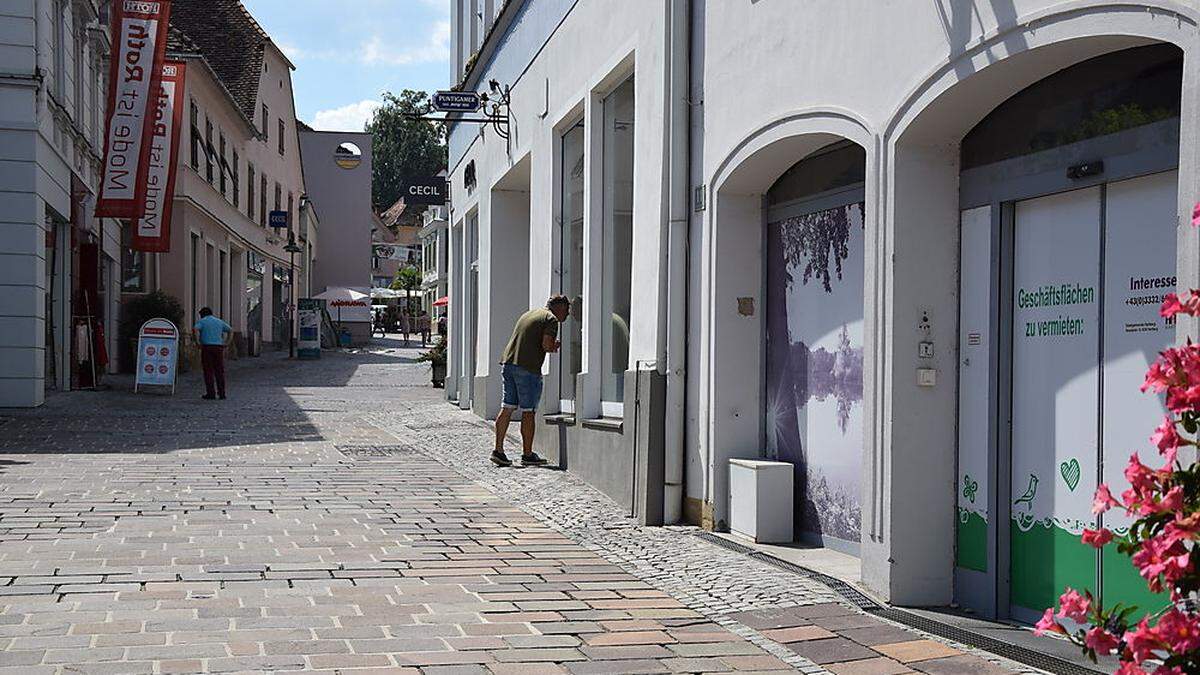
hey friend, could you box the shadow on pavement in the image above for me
[0,337,435,455]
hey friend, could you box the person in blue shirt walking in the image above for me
[193,307,232,400]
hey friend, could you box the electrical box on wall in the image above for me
[918,368,937,387]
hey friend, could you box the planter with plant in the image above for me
[417,338,447,388]
[1036,285,1200,673]
[118,291,185,374]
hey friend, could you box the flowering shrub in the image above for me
[1036,291,1200,674]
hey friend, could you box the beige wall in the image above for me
[158,45,306,346]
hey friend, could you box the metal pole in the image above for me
[288,247,296,359]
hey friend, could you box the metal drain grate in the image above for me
[693,532,1102,675]
[335,444,419,459]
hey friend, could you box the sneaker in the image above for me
[521,452,549,466]
[219,395,226,400]
[201,394,216,400]
[490,451,513,467]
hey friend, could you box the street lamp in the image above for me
[284,237,302,358]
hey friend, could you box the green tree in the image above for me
[391,266,423,316]
[365,91,446,210]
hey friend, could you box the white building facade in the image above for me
[419,204,448,318]
[448,0,1200,619]
[0,0,119,406]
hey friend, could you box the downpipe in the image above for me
[660,0,691,524]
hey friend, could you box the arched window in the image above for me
[961,44,1182,169]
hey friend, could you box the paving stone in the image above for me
[873,640,962,664]
[785,637,881,664]
[908,653,1015,674]
[826,656,915,675]
[837,624,926,646]
[761,625,837,643]
[565,659,669,674]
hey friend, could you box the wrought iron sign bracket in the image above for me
[408,80,511,140]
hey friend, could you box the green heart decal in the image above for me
[1060,458,1081,492]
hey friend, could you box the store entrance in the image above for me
[1006,171,1176,621]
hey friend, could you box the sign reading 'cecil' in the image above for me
[403,177,447,206]
[432,91,481,113]
[96,0,173,219]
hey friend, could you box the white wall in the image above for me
[695,0,1200,605]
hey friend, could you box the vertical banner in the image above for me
[96,0,172,219]
[131,61,185,253]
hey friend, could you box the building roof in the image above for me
[379,197,408,229]
[170,0,268,120]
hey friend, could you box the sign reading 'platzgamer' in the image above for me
[96,0,172,219]
[432,91,481,113]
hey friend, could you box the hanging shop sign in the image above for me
[432,90,481,113]
[403,177,448,205]
[371,244,412,261]
[131,60,186,252]
[134,318,178,393]
[297,298,324,359]
[269,210,289,229]
[96,0,173,219]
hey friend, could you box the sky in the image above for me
[241,0,453,132]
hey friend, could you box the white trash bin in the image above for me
[729,459,794,543]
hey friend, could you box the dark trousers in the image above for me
[201,344,226,397]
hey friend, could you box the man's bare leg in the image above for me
[520,411,536,456]
[495,407,514,453]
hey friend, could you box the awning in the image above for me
[432,296,449,307]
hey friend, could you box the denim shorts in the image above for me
[501,363,543,412]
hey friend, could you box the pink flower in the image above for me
[1153,667,1185,675]
[1124,618,1163,663]
[1092,484,1119,515]
[1116,664,1149,675]
[1125,455,1158,492]
[1083,626,1120,655]
[1132,534,1192,592]
[1081,528,1114,549]
[1033,607,1066,637]
[1159,486,1186,513]
[1150,417,1183,464]
[1156,609,1200,654]
[1055,588,1091,622]
[1162,292,1186,318]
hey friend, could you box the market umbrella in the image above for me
[432,296,449,307]
[314,287,370,327]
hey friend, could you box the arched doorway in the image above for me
[764,142,867,553]
[952,43,1183,620]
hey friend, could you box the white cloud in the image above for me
[311,99,381,132]
[359,20,450,66]
[277,42,304,60]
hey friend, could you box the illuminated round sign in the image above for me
[335,142,362,169]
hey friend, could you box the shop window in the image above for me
[766,142,865,207]
[120,223,145,293]
[962,44,1183,169]
[600,76,634,408]
[559,119,585,406]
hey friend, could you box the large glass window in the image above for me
[246,252,265,337]
[121,222,145,292]
[559,120,585,406]
[600,77,634,406]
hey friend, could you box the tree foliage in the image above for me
[365,90,446,210]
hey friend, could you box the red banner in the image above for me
[96,0,172,219]
[131,61,186,253]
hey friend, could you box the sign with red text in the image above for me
[131,61,185,252]
[134,318,178,393]
[96,0,172,219]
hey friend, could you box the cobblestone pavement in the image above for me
[0,340,1041,674]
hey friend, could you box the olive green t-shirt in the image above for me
[501,308,559,374]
